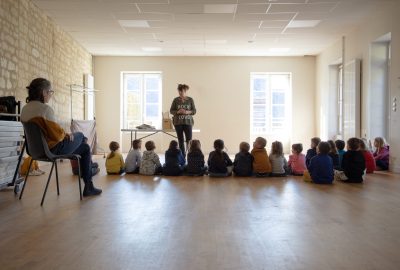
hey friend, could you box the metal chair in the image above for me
[19,122,83,206]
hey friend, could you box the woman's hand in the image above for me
[177,108,185,114]
[65,133,74,141]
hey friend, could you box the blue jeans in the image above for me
[51,132,92,184]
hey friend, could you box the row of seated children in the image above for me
[105,135,389,179]
[305,136,390,184]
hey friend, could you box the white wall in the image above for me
[94,56,316,155]
[316,1,400,172]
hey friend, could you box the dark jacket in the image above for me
[208,151,232,174]
[342,150,365,183]
[306,148,317,168]
[328,153,340,170]
[233,152,253,176]
[308,154,334,184]
[163,148,185,176]
[186,149,205,175]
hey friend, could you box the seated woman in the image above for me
[21,78,102,196]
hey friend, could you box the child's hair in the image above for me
[145,141,155,151]
[169,140,179,150]
[291,143,303,154]
[108,141,120,159]
[317,142,330,154]
[311,137,321,148]
[189,139,202,153]
[239,142,250,153]
[327,140,338,155]
[255,137,267,148]
[335,139,345,151]
[359,139,367,151]
[271,141,284,156]
[132,139,141,150]
[177,84,189,91]
[214,139,224,152]
[347,137,360,151]
[374,137,387,148]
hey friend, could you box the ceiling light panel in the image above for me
[287,20,321,28]
[118,20,150,28]
[235,13,295,21]
[137,4,204,13]
[203,4,237,13]
[268,3,338,13]
[236,4,269,14]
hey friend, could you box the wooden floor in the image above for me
[1,156,400,270]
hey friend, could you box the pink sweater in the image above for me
[288,153,307,174]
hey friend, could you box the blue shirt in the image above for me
[338,149,346,169]
[308,154,334,184]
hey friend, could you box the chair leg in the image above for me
[77,157,82,200]
[41,162,55,206]
[55,161,60,195]
[19,159,34,200]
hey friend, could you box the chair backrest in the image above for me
[23,122,54,160]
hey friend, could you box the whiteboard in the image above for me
[343,59,361,140]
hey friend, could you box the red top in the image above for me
[288,153,306,174]
[363,150,376,173]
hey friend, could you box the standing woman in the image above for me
[21,78,102,196]
[170,84,196,155]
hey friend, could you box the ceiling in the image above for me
[32,0,392,56]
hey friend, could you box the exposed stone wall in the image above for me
[0,0,92,129]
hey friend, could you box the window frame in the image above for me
[121,71,163,129]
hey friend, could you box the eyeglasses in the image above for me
[46,90,55,95]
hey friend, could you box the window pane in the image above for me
[272,92,285,104]
[146,104,159,118]
[272,105,285,118]
[126,76,141,91]
[271,75,289,89]
[253,78,266,91]
[146,91,159,103]
[145,77,160,91]
[127,91,141,104]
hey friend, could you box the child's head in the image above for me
[109,141,120,152]
[254,137,267,149]
[271,141,283,156]
[189,139,201,152]
[327,140,338,154]
[311,137,321,149]
[239,142,250,153]
[359,139,367,151]
[169,140,179,150]
[291,143,303,154]
[335,140,345,151]
[132,139,141,150]
[145,140,155,151]
[374,137,387,148]
[214,139,224,152]
[347,137,360,151]
[317,141,330,155]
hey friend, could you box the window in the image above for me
[337,65,343,136]
[250,73,291,134]
[122,72,162,129]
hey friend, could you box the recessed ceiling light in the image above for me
[118,20,150,28]
[269,48,290,53]
[204,4,237,14]
[287,20,320,28]
[142,47,162,52]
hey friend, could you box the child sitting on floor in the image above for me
[306,137,321,168]
[373,137,389,170]
[335,139,346,170]
[125,139,142,174]
[251,137,272,177]
[208,139,233,177]
[269,141,288,177]
[360,139,375,174]
[105,141,125,175]
[186,140,207,176]
[233,142,253,177]
[327,140,340,170]
[308,141,334,184]
[140,141,162,175]
[334,138,365,183]
[163,140,185,176]
[288,143,306,176]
